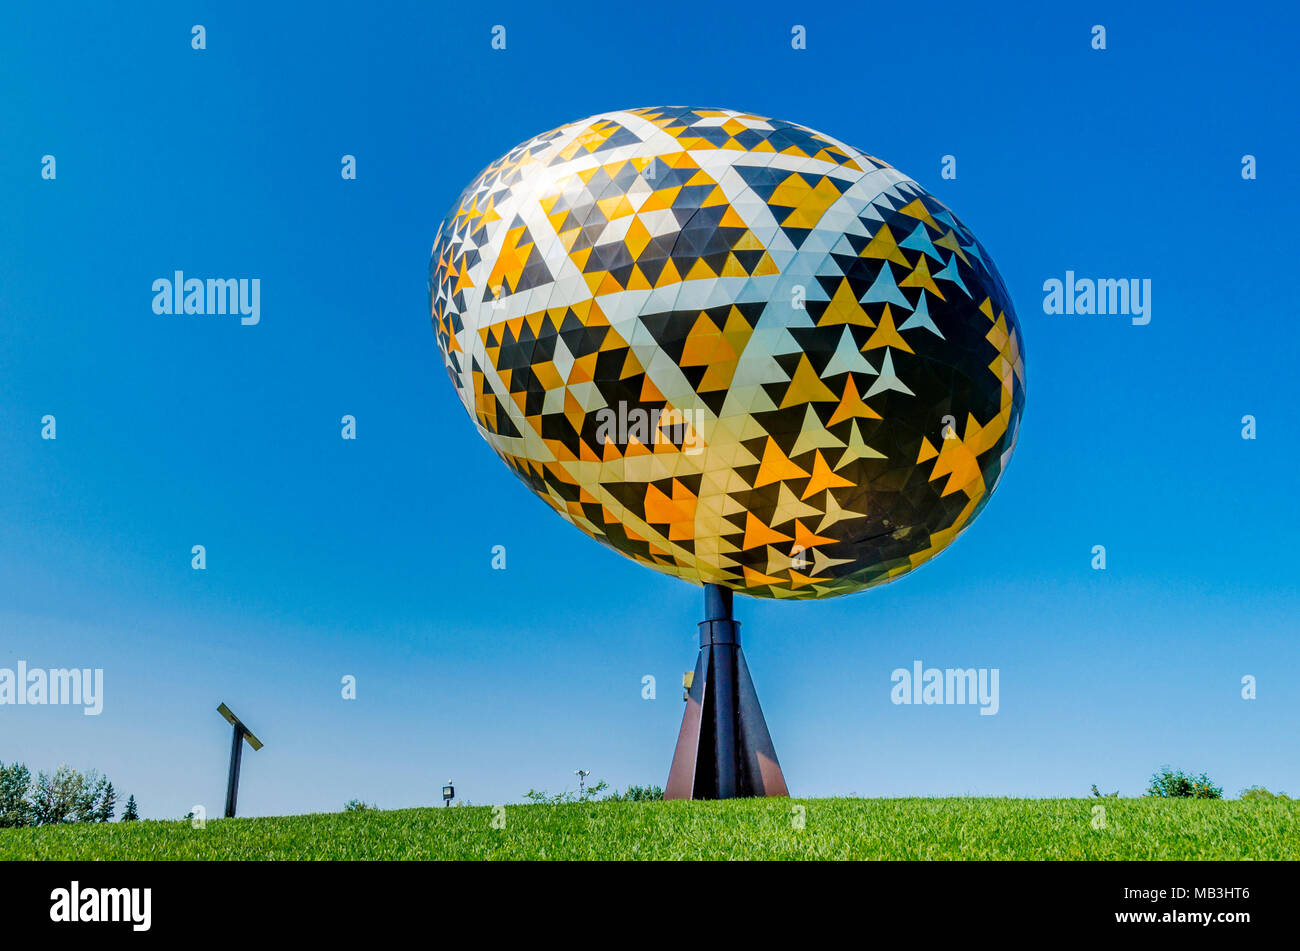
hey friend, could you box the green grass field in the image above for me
[4,797,1298,860]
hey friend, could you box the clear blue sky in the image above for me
[1,1,1296,817]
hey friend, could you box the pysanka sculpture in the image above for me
[428,107,1026,799]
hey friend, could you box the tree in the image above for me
[121,794,139,821]
[31,765,84,824]
[0,763,118,826]
[1145,767,1222,799]
[73,770,110,822]
[94,781,117,822]
[0,762,33,828]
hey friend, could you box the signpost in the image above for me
[217,702,263,818]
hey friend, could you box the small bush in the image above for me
[343,799,377,812]
[1145,767,1222,799]
[604,784,665,802]
[523,780,668,804]
[524,779,609,804]
[1240,786,1289,801]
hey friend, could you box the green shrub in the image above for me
[604,784,665,802]
[1240,786,1289,801]
[1145,767,1222,799]
[523,780,668,804]
[523,779,609,804]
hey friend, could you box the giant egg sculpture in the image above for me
[429,107,1025,599]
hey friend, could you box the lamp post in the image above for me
[442,780,455,807]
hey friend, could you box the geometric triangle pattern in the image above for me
[429,107,1026,599]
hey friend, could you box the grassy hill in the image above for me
[3,797,1297,860]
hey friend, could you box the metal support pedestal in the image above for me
[665,584,789,799]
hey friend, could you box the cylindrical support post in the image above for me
[701,583,739,798]
[224,726,244,818]
[703,582,732,622]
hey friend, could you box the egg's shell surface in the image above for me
[429,107,1025,599]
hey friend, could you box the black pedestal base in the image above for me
[664,584,788,800]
